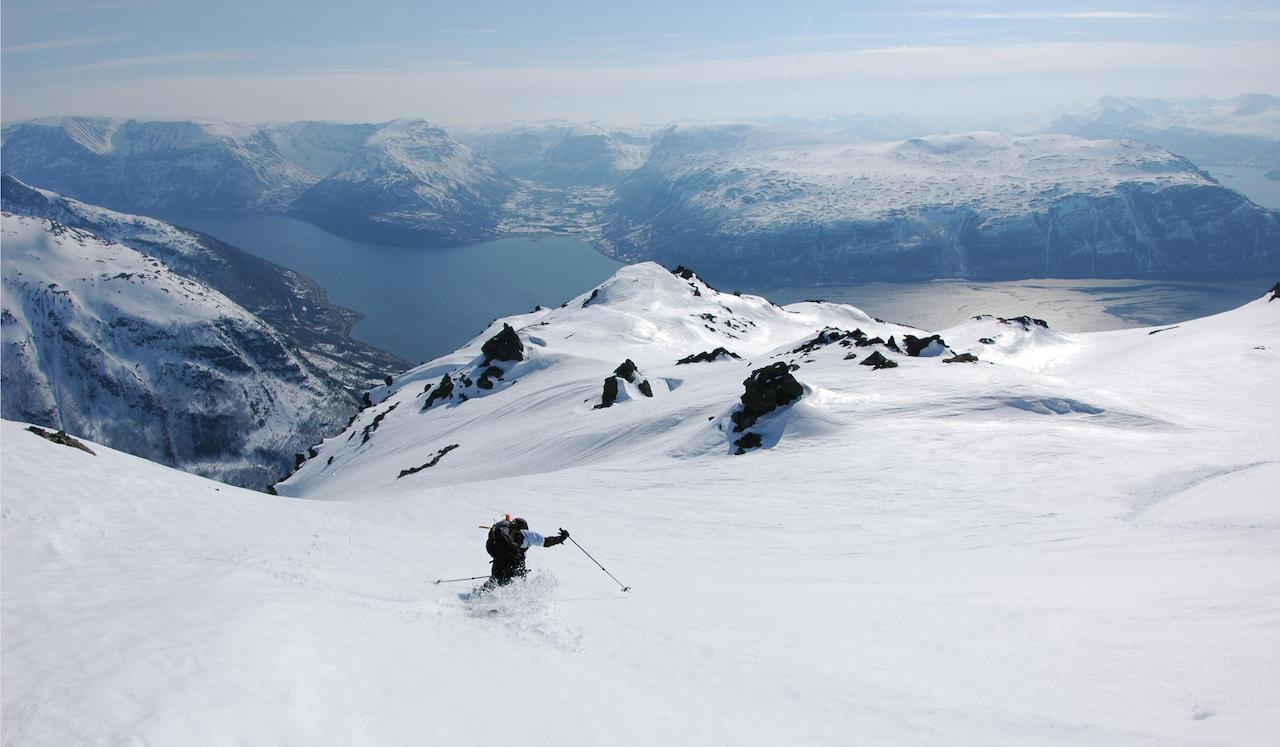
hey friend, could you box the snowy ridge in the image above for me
[278,263,934,498]
[0,211,357,488]
[3,271,1278,743]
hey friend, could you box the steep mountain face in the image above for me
[287,119,512,245]
[0,209,366,489]
[1,176,408,392]
[599,126,1280,284]
[0,117,315,211]
[459,124,651,186]
[1051,94,1280,175]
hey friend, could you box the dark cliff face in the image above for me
[601,171,1280,284]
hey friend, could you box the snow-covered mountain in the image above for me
[1051,94,1280,175]
[1,176,407,392]
[459,123,652,186]
[289,119,511,245]
[3,263,1277,742]
[600,126,1280,283]
[1,117,515,246]
[0,116,316,211]
[0,181,407,489]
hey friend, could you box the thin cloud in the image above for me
[968,11,1173,20]
[3,35,126,54]
[52,50,271,73]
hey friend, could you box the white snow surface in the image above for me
[642,126,1215,227]
[3,263,1278,744]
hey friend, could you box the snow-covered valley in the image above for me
[3,264,1277,744]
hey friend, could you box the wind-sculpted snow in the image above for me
[3,276,1278,743]
[0,212,363,489]
[601,126,1280,283]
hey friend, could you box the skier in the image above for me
[483,517,569,590]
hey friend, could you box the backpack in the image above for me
[486,519,521,561]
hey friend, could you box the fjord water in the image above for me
[155,212,623,362]
[755,276,1277,333]
[158,211,1271,361]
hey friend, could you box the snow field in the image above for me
[3,265,1278,744]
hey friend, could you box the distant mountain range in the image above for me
[600,126,1280,283]
[1,176,407,489]
[1050,94,1280,177]
[4,106,1278,284]
[1,117,511,246]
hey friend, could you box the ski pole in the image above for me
[434,575,489,584]
[567,536,631,592]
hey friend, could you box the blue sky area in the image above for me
[2,0,1278,124]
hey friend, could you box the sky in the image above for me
[3,0,1279,126]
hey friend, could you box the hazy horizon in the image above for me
[4,1,1279,126]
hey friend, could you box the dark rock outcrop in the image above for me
[791,328,858,355]
[595,359,653,409]
[676,347,741,364]
[943,353,979,363]
[733,432,763,455]
[903,334,947,357]
[998,315,1050,330]
[359,402,398,444]
[860,351,898,370]
[397,443,460,479]
[422,375,455,411]
[1269,281,1280,302]
[26,426,96,455]
[730,362,804,432]
[481,324,524,364]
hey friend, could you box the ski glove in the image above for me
[543,528,569,547]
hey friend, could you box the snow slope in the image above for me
[3,265,1277,744]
